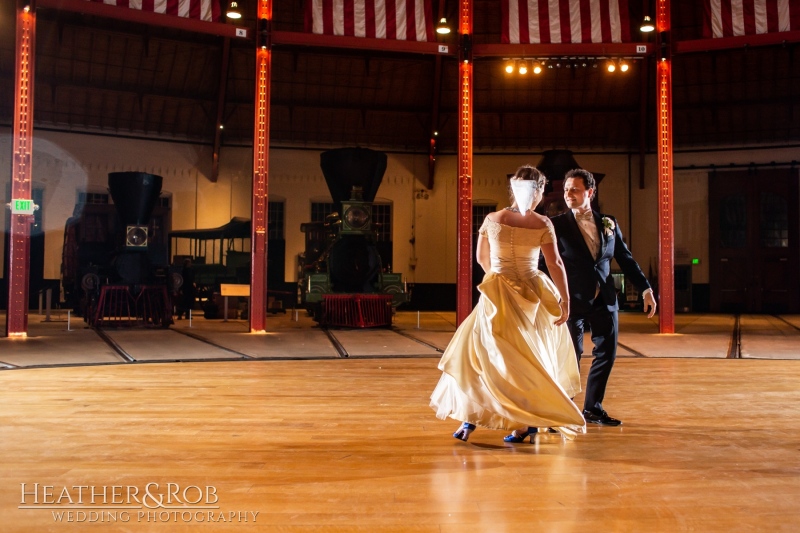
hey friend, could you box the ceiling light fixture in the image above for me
[518,60,528,75]
[619,60,629,72]
[504,59,515,74]
[606,60,616,73]
[640,15,655,33]
[436,18,451,35]
[533,61,543,74]
[226,1,242,20]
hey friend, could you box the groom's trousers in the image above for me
[566,299,619,413]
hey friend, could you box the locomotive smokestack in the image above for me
[108,171,163,226]
[320,148,387,212]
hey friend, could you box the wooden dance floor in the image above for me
[2,353,800,532]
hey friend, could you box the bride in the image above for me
[429,165,586,442]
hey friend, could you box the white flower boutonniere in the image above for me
[601,216,615,237]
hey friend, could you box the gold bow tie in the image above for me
[575,212,593,221]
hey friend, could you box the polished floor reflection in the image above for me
[2,351,800,531]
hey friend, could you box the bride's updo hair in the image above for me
[508,165,547,208]
[512,165,547,188]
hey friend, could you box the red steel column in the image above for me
[656,0,675,333]
[250,0,272,332]
[6,0,36,337]
[456,0,473,325]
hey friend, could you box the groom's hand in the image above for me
[643,291,657,318]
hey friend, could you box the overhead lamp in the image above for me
[226,0,242,20]
[504,59,515,74]
[436,17,451,35]
[640,15,655,33]
[606,60,616,72]
[518,60,528,75]
[532,61,543,74]
[619,60,629,72]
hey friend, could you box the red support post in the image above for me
[6,0,37,337]
[456,0,473,326]
[656,0,675,334]
[250,0,272,333]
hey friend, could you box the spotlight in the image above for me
[504,59,515,74]
[640,15,655,33]
[619,60,629,72]
[226,0,242,19]
[436,17,451,35]
[518,60,528,75]
[606,60,616,72]
[533,62,542,74]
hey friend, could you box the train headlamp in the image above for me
[344,206,370,230]
[126,225,149,247]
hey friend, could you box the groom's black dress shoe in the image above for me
[583,409,622,426]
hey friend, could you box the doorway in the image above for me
[708,169,799,313]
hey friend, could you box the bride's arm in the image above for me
[476,234,491,273]
[541,241,570,325]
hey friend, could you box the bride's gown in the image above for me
[430,218,586,438]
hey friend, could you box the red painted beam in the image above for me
[675,30,800,54]
[473,42,654,57]
[250,0,271,333]
[7,0,37,337]
[656,0,674,334]
[36,0,249,39]
[456,0,473,326]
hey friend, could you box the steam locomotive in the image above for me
[298,148,408,327]
[61,172,176,327]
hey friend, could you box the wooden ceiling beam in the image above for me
[474,42,654,57]
[36,0,248,39]
[675,31,800,54]
[272,30,453,56]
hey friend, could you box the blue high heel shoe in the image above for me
[453,422,476,441]
[503,427,538,443]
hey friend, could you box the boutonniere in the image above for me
[601,217,615,237]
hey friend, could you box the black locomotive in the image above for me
[298,148,408,327]
[61,172,175,327]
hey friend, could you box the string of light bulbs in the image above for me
[502,57,635,75]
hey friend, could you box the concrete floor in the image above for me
[1,310,798,369]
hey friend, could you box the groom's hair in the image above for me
[565,168,595,193]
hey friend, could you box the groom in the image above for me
[549,169,657,426]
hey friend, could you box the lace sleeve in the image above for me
[478,217,490,237]
[479,218,502,240]
[540,219,557,245]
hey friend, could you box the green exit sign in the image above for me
[11,199,36,215]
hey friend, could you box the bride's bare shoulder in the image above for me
[530,212,552,227]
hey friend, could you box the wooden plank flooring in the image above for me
[2,357,800,532]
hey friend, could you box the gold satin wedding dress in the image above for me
[430,218,586,439]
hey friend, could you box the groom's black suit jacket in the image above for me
[548,210,651,315]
